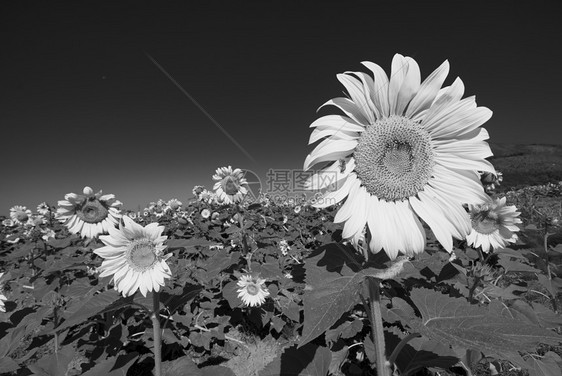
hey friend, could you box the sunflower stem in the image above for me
[151,291,162,376]
[363,277,391,376]
[543,224,558,312]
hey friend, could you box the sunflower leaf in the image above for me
[409,288,562,358]
[300,243,366,348]
[259,343,331,376]
[54,289,120,333]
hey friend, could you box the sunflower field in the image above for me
[1,55,562,376]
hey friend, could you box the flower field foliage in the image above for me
[1,182,562,376]
[1,55,562,376]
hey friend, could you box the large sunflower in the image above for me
[305,54,494,259]
[56,186,122,239]
[94,216,172,297]
[213,166,249,204]
[466,197,521,253]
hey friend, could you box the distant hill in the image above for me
[488,143,562,190]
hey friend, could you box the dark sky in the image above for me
[1,1,561,214]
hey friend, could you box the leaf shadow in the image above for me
[308,243,364,274]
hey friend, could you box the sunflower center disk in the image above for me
[77,199,109,223]
[472,211,500,235]
[15,212,29,222]
[223,177,240,195]
[354,115,434,201]
[246,283,259,296]
[127,239,157,271]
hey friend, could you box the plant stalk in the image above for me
[363,277,391,376]
[543,226,558,312]
[151,291,162,376]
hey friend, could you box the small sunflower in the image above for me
[94,216,172,297]
[236,274,270,307]
[0,273,7,312]
[10,206,32,225]
[466,197,522,253]
[36,202,51,216]
[56,186,122,239]
[201,209,211,219]
[304,54,493,259]
[213,166,249,204]
[167,199,182,211]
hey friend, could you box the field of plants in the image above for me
[0,178,561,376]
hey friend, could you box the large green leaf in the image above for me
[54,289,120,333]
[161,357,202,376]
[410,288,562,357]
[525,352,562,376]
[0,357,19,374]
[27,346,74,376]
[300,244,366,347]
[385,327,458,376]
[200,365,237,376]
[81,352,138,376]
[259,343,331,376]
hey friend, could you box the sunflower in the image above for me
[213,166,249,204]
[10,205,32,225]
[236,274,270,307]
[304,54,493,259]
[201,209,211,219]
[36,202,51,216]
[167,199,182,211]
[94,216,172,297]
[466,197,521,253]
[56,186,122,239]
[0,273,7,312]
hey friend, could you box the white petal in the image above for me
[313,173,356,208]
[319,97,369,125]
[309,127,361,144]
[305,158,355,190]
[337,73,375,124]
[341,185,369,239]
[392,200,426,256]
[406,60,450,117]
[388,54,408,116]
[421,78,467,133]
[396,57,421,116]
[367,196,387,254]
[303,139,357,171]
[334,178,362,223]
[410,193,453,252]
[361,61,390,118]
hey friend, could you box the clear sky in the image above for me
[1,0,561,214]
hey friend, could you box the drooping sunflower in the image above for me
[305,54,493,259]
[94,216,172,297]
[10,205,32,225]
[213,166,249,204]
[236,274,270,307]
[466,197,521,253]
[56,186,122,239]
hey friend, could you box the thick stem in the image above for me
[363,277,391,376]
[151,291,162,376]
